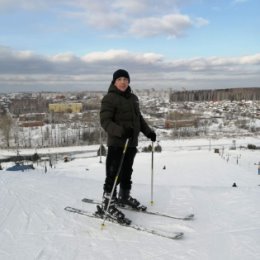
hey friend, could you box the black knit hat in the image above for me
[112,69,130,83]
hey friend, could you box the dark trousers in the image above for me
[103,146,137,195]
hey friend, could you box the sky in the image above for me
[0,0,260,93]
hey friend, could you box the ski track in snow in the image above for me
[0,139,260,260]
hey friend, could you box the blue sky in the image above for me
[0,0,259,93]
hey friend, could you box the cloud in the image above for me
[112,0,147,13]
[82,50,163,64]
[0,46,259,92]
[2,46,260,74]
[71,1,208,37]
[0,0,49,10]
[0,0,208,38]
[129,14,193,37]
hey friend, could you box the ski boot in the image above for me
[117,188,147,211]
[95,192,131,225]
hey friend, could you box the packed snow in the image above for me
[0,137,260,260]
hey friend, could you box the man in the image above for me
[98,69,156,223]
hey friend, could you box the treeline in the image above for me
[170,88,260,102]
[0,113,103,149]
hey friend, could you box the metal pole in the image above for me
[151,142,154,205]
[101,138,129,228]
[99,127,102,163]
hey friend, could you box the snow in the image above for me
[0,138,260,260]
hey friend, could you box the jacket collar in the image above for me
[108,83,132,98]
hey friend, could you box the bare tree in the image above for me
[0,114,13,148]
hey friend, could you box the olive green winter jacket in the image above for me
[100,84,153,147]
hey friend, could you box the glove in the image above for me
[123,127,134,139]
[148,131,156,142]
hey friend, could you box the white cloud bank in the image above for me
[0,47,259,92]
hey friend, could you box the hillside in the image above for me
[0,138,260,260]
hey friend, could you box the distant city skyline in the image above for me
[0,0,259,93]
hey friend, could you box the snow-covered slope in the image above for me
[0,139,260,260]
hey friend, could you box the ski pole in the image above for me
[101,138,129,228]
[150,141,154,205]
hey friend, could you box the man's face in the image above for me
[114,77,129,92]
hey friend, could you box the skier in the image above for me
[98,69,156,223]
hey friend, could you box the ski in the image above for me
[82,198,194,221]
[64,206,184,240]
